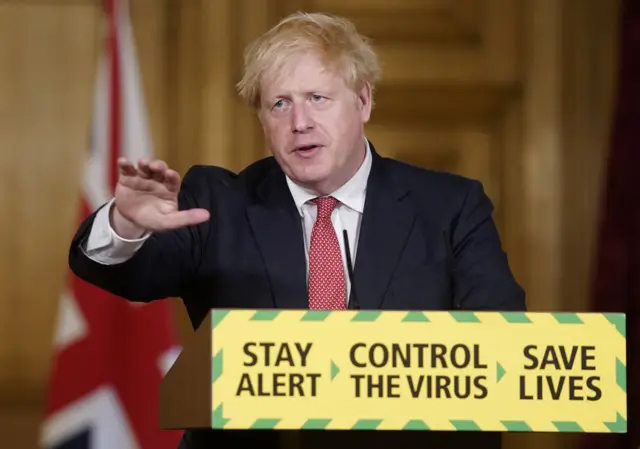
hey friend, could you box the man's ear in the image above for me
[358,82,372,123]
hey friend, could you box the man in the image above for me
[69,11,525,449]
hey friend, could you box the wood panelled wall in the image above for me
[0,1,619,448]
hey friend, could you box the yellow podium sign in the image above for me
[210,310,626,433]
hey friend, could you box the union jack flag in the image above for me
[40,1,183,448]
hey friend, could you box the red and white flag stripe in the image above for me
[41,1,182,448]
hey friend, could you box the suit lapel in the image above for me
[246,168,308,309]
[354,150,416,309]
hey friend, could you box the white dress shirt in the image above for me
[83,141,373,302]
[285,142,372,300]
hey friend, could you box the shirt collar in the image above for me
[286,139,372,216]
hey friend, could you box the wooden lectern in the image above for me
[159,312,214,430]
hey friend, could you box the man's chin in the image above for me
[288,170,332,191]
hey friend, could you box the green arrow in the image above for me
[497,362,506,382]
[331,360,340,380]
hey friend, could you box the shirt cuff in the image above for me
[84,198,151,264]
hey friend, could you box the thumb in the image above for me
[159,208,210,230]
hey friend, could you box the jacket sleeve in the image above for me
[68,165,214,302]
[450,180,526,311]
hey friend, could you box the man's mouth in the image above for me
[295,145,321,152]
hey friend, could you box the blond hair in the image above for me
[237,12,381,108]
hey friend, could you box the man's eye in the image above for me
[273,99,285,109]
[311,95,324,102]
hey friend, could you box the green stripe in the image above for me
[501,421,532,431]
[451,420,480,430]
[552,421,583,432]
[250,310,280,321]
[552,313,583,324]
[605,314,626,337]
[351,311,382,322]
[212,310,229,328]
[451,312,480,323]
[496,362,506,382]
[617,358,626,392]
[212,350,223,382]
[352,419,382,429]
[402,312,430,322]
[501,312,532,323]
[604,413,627,433]
[250,418,280,429]
[404,420,429,430]
[302,419,332,429]
[211,404,229,428]
[301,311,331,321]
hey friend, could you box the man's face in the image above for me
[258,52,372,194]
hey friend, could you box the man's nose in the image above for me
[291,104,314,133]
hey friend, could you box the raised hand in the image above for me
[111,158,210,238]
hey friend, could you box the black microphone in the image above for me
[343,230,360,310]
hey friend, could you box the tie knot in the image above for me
[313,196,338,219]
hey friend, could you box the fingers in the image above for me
[136,159,163,181]
[118,158,138,176]
[118,173,161,192]
[143,159,169,182]
[160,208,211,230]
[163,169,181,193]
[118,158,181,192]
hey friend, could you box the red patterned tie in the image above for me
[308,196,347,310]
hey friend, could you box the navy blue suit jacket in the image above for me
[69,143,525,449]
